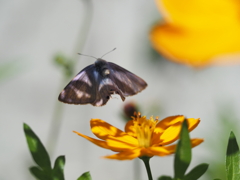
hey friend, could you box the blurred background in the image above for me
[1,0,240,179]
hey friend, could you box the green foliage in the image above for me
[23,123,52,174]
[184,163,209,180]
[54,53,74,78]
[53,156,65,180]
[174,120,192,179]
[204,105,239,180]
[29,166,50,180]
[226,131,240,180]
[77,172,92,180]
[158,120,208,180]
[158,175,173,180]
[23,123,88,180]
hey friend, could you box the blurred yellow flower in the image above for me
[74,113,203,160]
[150,0,240,67]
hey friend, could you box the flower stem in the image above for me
[140,156,153,180]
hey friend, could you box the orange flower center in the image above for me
[132,113,159,148]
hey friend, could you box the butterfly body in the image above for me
[94,59,110,76]
[58,58,147,106]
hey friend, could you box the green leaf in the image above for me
[158,175,173,180]
[29,166,51,180]
[184,163,209,180]
[226,131,240,180]
[174,120,191,179]
[23,123,51,173]
[77,172,92,180]
[52,156,65,180]
[54,54,73,78]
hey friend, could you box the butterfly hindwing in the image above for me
[108,62,148,96]
[90,67,126,106]
[92,77,125,106]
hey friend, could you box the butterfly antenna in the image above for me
[78,53,98,60]
[100,48,116,58]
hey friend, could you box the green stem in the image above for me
[72,0,93,63]
[46,80,66,155]
[140,156,153,180]
[47,0,93,156]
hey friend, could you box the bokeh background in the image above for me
[1,0,240,179]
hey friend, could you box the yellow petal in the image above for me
[124,120,137,137]
[154,116,199,132]
[105,136,139,151]
[155,0,239,28]
[158,121,183,145]
[190,138,204,148]
[90,119,126,140]
[147,146,173,156]
[103,148,142,160]
[150,0,240,67]
[152,117,200,145]
[163,138,204,153]
[154,115,184,132]
[152,115,185,144]
[187,118,200,131]
[73,131,110,149]
[90,119,139,151]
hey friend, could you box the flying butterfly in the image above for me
[58,48,147,106]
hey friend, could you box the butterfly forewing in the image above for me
[108,62,147,96]
[58,65,97,105]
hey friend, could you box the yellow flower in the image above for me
[150,0,240,67]
[74,113,203,160]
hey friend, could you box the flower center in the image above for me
[132,112,159,148]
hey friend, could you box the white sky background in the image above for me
[1,0,240,179]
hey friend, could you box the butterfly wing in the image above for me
[92,78,125,106]
[58,64,125,106]
[58,65,97,105]
[89,64,126,106]
[58,60,147,106]
[107,62,147,96]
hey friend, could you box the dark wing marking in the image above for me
[108,62,147,96]
[58,65,97,105]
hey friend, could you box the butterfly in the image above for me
[58,50,147,106]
